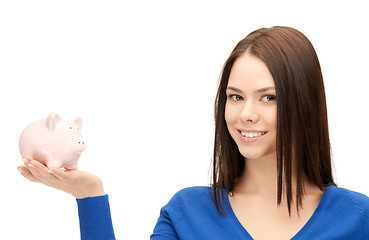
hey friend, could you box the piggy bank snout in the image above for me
[69,136,86,153]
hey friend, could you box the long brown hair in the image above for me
[211,26,335,215]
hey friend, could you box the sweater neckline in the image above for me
[223,185,335,240]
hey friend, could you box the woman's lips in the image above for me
[238,130,267,143]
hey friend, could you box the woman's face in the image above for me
[225,53,277,160]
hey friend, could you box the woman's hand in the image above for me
[17,157,105,199]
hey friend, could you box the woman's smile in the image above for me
[238,130,268,143]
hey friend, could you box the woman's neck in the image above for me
[234,153,320,200]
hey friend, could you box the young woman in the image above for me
[18,26,369,240]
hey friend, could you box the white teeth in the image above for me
[241,131,266,138]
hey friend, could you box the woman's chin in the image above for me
[238,149,276,161]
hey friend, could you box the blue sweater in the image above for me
[77,185,369,239]
[77,195,115,240]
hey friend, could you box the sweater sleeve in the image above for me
[76,194,116,240]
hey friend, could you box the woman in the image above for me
[18,26,369,239]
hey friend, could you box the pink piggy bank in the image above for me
[19,113,85,169]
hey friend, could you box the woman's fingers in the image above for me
[27,162,48,180]
[48,168,67,180]
[21,158,59,183]
[17,165,38,182]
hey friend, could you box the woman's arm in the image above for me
[18,158,182,240]
[77,195,115,240]
[18,157,115,240]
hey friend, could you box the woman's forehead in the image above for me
[228,54,275,91]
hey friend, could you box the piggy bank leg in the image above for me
[46,159,62,169]
[47,161,63,169]
[63,162,78,170]
[32,150,51,167]
[33,150,62,169]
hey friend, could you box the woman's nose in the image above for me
[240,100,259,123]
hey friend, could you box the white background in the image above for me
[1,1,368,239]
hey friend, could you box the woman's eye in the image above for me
[229,95,243,101]
[261,95,276,102]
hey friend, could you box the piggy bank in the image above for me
[19,113,85,169]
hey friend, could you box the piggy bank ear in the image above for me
[45,113,62,131]
[70,117,83,129]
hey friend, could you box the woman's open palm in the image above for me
[18,157,105,199]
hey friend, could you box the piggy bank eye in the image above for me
[70,127,72,130]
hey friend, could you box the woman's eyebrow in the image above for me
[226,86,275,93]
